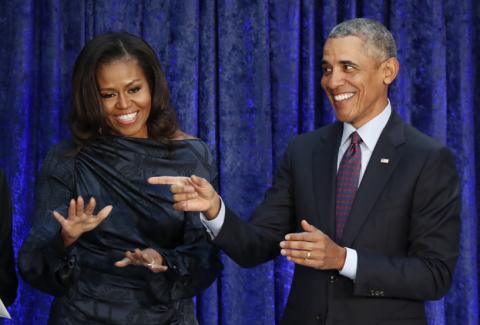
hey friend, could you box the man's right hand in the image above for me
[148,175,221,219]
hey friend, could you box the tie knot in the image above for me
[350,131,362,145]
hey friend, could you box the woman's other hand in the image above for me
[115,248,168,273]
[53,196,112,247]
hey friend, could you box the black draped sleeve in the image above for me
[18,141,79,296]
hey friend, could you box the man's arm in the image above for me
[150,140,298,268]
[353,146,460,300]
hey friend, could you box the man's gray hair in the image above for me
[328,18,397,60]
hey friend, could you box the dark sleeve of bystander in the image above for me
[0,170,18,307]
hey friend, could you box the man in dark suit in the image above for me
[150,18,460,325]
[0,170,18,307]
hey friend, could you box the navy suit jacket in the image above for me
[0,170,17,307]
[214,110,460,325]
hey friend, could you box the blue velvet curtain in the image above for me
[0,1,477,324]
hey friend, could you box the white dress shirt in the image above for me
[201,101,392,281]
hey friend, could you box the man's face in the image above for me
[321,36,395,129]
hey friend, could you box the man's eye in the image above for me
[129,87,141,94]
[344,65,355,71]
[322,66,332,74]
[100,93,115,99]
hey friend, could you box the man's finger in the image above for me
[284,231,319,242]
[287,256,316,268]
[280,240,313,251]
[281,248,314,260]
[148,176,189,185]
[173,201,196,212]
[173,192,198,202]
[191,175,208,187]
[170,184,195,194]
[301,219,323,234]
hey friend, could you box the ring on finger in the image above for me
[147,260,156,268]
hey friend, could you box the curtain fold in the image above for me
[0,1,477,324]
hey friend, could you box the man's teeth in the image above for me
[117,112,137,122]
[334,93,354,101]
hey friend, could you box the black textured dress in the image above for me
[19,137,221,324]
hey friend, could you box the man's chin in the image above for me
[332,110,351,123]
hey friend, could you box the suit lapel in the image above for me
[341,111,406,247]
[312,123,343,238]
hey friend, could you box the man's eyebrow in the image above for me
[339,60,359,67]
[321,59,359,67]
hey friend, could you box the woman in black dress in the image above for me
[19,32,221,324]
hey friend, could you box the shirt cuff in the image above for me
[339,247,358,280]
[199,197,225,238]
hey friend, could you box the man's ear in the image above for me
[383,57,399,85]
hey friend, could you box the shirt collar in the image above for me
[340,100,392,150]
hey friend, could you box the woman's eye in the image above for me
[100,93,115,99]
[129,87,141,94]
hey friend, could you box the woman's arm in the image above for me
[18,144,79,296]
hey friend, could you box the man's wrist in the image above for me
[338,247,358,280]
[205,194,221,220]
[336,246,347,270]
[200,197,225,238]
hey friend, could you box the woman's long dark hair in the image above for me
[70,32,178,148]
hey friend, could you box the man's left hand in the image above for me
[280,220,346,270]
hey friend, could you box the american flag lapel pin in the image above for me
[380,158,389,164]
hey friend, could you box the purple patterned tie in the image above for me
[335,131,362,239]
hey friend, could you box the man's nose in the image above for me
[326,70,345,89]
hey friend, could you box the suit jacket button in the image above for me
[315,314,321,321]
[329,275,336,283]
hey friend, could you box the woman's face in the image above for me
[96,58,151,138]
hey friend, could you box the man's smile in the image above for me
[333,92,355,102]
